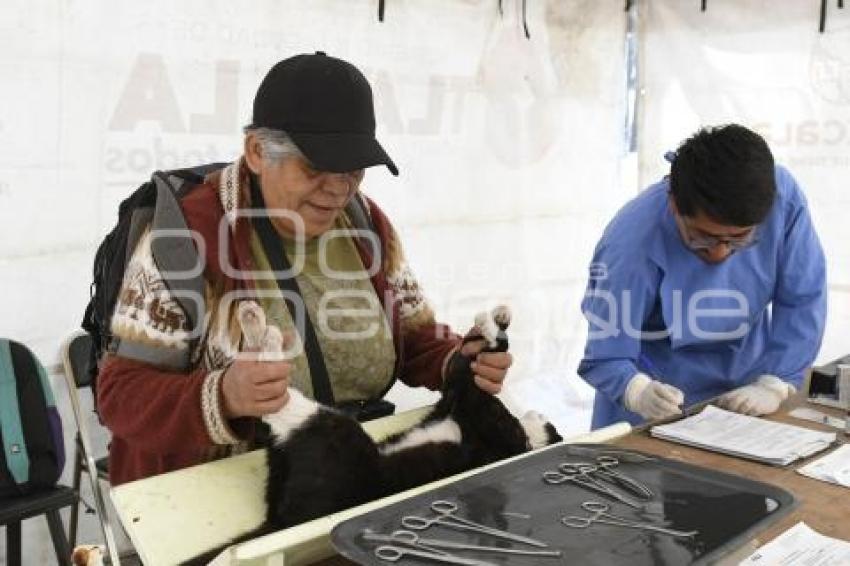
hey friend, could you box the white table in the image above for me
[111,408,630,565]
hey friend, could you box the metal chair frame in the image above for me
[60,331,121,566]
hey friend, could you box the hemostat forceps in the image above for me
[374,544,497,566]
[561,501,698,538]
[543,462,644,508]
[363,529,562,558]
[587,455,654,500]
[400,500,549,548]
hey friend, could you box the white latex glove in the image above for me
[624,373,685,420]
[716,375,796,416]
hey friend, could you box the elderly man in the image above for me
[97,52,512,485]
[578,124,827,429]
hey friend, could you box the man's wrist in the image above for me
[624,373,652,412]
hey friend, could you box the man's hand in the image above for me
[717,374,795,416]
[221,357,291,418]
[459,338,513,395]
[624,373,684,420]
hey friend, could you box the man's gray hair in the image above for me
[243,126,304,164]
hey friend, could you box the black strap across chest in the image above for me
[248,178,335,406]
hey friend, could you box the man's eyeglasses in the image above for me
[677,214,758,252]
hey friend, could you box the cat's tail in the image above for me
[179,522,277,566]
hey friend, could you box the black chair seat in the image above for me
[0,486,77,524]
[95,456,109,477]
[1,485,76,565]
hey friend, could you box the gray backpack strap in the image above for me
[113,340,194,371]
[126,206,154,260]
[149,173,206,335]
[113,173,204,370]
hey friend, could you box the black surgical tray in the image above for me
[331,443,795,565]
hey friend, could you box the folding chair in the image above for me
[60,332,120,566]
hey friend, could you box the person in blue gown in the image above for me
[578,124,827,429]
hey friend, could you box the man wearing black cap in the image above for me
[97,52,512,485]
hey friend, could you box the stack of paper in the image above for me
[797,444,850,488]
[650,406,836,466]
[739,522,850,565]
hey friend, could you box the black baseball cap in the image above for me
[251,52,398,176]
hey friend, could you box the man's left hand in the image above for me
[716,374,795,416]
[459,338,513,395]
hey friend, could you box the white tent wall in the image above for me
[639,0,850,366]
[1,1,624,561]
[4,0,848,562]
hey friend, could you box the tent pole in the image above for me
[624,0,641,192]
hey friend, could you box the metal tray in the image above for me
[331,443,795,565]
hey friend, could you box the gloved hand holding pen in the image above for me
[624,373,684,420]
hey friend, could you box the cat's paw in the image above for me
[491,305,512,330]
[238,300,267,349]
[519,410,557,450]
[258,324,285,361]
[473,305,512,349]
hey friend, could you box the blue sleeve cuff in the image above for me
[578,359,639,407]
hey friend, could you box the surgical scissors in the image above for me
[561,501,698,538]
[374,544,497,565]
[401,500,549,548]
[543,462,644,508]
[364,529,562,557]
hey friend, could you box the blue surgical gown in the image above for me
[578,166,827,429]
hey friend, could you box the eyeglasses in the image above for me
[677,214,758,252]
[296,159,364,196]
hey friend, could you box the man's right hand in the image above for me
[624,373,684,421]
[221,358,291,418]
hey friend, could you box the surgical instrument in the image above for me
[363,529,562,557]
[374,544,497,565]
[543,462,644,508]
[561,501,698,538]
[586,455,654,499]
[401,500,549,548]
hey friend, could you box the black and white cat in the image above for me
[187,302,561,564]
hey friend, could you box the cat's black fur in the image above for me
[185,324,561,565]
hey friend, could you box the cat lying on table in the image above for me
[186,302,561,564]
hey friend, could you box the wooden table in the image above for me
[613,398,848,548]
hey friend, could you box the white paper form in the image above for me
[797,444,850,488]
[788,407,847,431]
[739,522,850,566]
[651,406,836,466]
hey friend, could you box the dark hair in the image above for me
[669,124,776,226]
